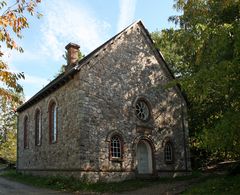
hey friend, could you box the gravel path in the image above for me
[0,177,74,195]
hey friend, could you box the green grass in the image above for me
[1,170,199,193]
[182,174,240,195]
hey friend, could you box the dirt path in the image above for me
[0,177,73,195]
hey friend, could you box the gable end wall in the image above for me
[17,22,191,182]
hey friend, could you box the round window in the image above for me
[135,100,150,121]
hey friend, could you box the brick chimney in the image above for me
[65,43,80,70]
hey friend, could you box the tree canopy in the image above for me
[0,0,41,102]
[0,94,22,162]
[152,0,240,162]
[0,0,41,163]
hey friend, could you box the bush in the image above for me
[228,162,240,175]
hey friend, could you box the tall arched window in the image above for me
[23,116,29,149]
[35,109,41,146]
[110,135,123,160]
[49,101,57,144]
[164,142,173,163]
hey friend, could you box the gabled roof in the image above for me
[17,20,186,112]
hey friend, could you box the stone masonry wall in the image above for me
[74,23,191,176]
[17,22,191,182]
[17,77,84,170]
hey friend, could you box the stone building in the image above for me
[17,21,191,182]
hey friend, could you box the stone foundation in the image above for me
[18,169,192,183]
[18,170,135,183]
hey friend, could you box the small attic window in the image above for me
[135,100,150,121]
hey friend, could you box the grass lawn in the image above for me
[1,169,199,193]
[182,174,240,195]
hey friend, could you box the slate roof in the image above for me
[17,20,185,112]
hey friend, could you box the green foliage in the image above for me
[152,0,240,162]
[228,162,240,175]
[151,29,184,76]
[0,0,41,101]
[0,94,22,163]
[201,111,240,159]
[0,130,16,162]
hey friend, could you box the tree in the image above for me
[0,0,41,163]
[151,29,185,77]
[0,93,23,162]
[0,0,42,102]
[152,0,240,162]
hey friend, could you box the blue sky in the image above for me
[5,0,180,101]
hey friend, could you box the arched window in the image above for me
[49,101,57,144]
[110,135,123,160]
[164,142,173,163]
[135,100,150,121]
[35,109,41,146]
[23,116,29,149]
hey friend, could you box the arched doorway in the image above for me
[136,140,153,174]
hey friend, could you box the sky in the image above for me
[4,0,180,101]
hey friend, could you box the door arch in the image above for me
[136,140,153,174]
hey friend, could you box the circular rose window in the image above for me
[135,100,150,121]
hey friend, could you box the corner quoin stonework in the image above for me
[17,21,191,182]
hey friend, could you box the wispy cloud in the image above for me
[117,0,137,32]
[13,73,49,101]
[2,0,112,100]
[6,63,51,101]
[20,74,49,86]
[40,0,111,61]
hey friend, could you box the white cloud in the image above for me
[117,0,137,32]
[19,74,49,100]
[20,74,49,87]
[1,0,112,100]
[17,73,49,101]
[40,0,111,61]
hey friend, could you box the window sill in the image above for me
[110,158,123,162]
[165,160,174,164]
